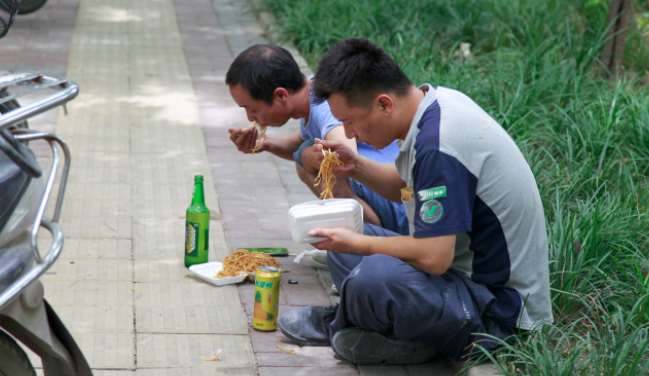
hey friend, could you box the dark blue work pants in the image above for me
[327,223,515,360]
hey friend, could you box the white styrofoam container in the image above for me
[288,198,363,243]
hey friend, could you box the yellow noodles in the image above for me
[216,249,281,278]
[314,149,344,200]
[244,122,267,154]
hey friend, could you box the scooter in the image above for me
[1,0,46,39]
[0,0,18,38]
[16,0,49,15]
[0,73,92,375]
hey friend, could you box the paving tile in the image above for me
[64,182,132,201]
[131,183,194,202]
[68,372,133,376]
[277,273,320,286]
[225,236,306,253]
[282,281,331,307]
[135,304,248,334]
[136,334,255,368]
[28,332,136,370]
[259,367,358,376]
[131,200,186,219]
[58,119,131,139]
[211,184,265,203]
[221,214,266,231]
[133,258,193,282]
[249,326,294,353]
[61,136,131,156]
[59,216,132,239]
[256,347,348,367]
[75,332,136,369]
[64,166,132,186]
[134,281,240,309]
[135,367,257,376]
[467,362,502,376]
[129,153,216,187]
[317,269,341,306]
[47,305,134,333]
[358,365,408,375]
[406,358,462,375]
[258,214,295,232]
[62,197,133,218]
[40,258,133,282]
[41,280,134,306]
[225,229,293,242]
[54,237,133,259]
[132,218,229,261]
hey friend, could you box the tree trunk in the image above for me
[601,0,633,76]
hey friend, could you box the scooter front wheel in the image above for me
[0,330,36,376]
[17,0,48,15]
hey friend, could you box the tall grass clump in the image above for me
[258,0,649,373]
[473,306,649,375]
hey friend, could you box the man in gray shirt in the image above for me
[277,38,553,365]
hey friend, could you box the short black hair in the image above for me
[226,44,306,104]
[314,38,412,108]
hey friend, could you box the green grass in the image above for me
[258,0,649,372]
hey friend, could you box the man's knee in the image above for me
[295,163,320,196]
[344,255,412,295]
[295,163,313,184]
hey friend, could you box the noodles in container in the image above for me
[216,249,280,278]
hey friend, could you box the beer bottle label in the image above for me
[185,222,199,256]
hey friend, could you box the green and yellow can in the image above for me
[253,266,281,331]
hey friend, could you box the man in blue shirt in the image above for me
[226,44,408,246]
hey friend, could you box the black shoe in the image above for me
[332,328,436,365]
[277,304,338,346]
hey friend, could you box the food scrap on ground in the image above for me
[276,344,296,355]
[202,349,223,361]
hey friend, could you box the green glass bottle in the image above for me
[184,175,209,267]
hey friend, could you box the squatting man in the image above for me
[276,38,553,365]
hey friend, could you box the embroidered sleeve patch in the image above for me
[420,199,443,223]
[418,186,446,201]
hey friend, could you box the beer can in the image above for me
[253,266,281,331]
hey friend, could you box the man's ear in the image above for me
[274,88,289,104]
[376,94,393,113]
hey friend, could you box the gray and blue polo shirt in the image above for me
[396,85,553,330]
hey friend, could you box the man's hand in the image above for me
[314,139,358,177]
[228,127,265,153]
[301,142,325,175]
[309,227,368,255]
[310,227,456,275]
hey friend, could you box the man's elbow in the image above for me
[419,255,452,275]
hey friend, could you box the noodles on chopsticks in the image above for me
[314,149,344,200]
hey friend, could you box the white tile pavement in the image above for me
[34,0,254,374]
